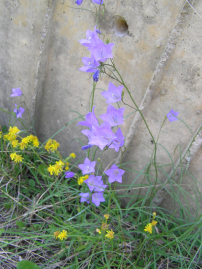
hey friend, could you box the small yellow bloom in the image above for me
[50,141,60,151]
[32,136,39,147]
[104,214,110,220]
[96,228,101,234]
[65,166,69,170]
[69,153,76,158]
[77,176,85,185]
[105,229,114,239]
[48,165,55,175]
[45,139,52,151]
[144,223,153,234]
[19,141,28,150]
[151,220,158,226]
[153,212,156,216]
[10,153,17,160]
[12,140,19,148]
[84,175,89,179]
[9,126,20,136]
[14,154,24,163]
[53,231,60,239]
[58,230,68,241]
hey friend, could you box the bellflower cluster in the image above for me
[79,27,114,82]
[78,82,126,207]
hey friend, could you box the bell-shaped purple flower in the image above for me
[78,157,96,175]
[76,0,103,6]
[10,88,22,97]
[89,122,117,150]
[101,82,123,103]
[105,164,125,183]
[65,171,75,178]
[91,42,114,62]
[84,175,102,192]
[79,193,90,204]
[167,109,179,122]
[79,55,100,73]
[109,128,125,152]
[94,180,107,192]
[99,105,125,127]
[14,104,25,118]
[92,192,105,207]
[78,106,99,129]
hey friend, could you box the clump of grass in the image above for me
[0,126,201,269]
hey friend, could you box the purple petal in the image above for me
[166,109,179,122]
[10,87,22,97]
[65,171,75,178]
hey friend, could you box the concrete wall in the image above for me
[1,0,202,216]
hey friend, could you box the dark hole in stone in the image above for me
[113,17,128,37]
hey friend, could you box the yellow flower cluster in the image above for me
[10,152,24,163]
[45,139,60,152]
[69,153,76,158]
[54,230,68,240]
[48,160,64,176]
[144,212,158,234]
[96,215,114,239]
[19,135,39,150]
[77,175,89,185]
[4,126,20,142]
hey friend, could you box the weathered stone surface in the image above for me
[0,0,201,215]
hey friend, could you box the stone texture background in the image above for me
[0,0,202,217]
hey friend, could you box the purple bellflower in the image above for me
[89,122,117,150]
[79,55,100,73]
[94,180,107,192]
[99,105,125,127]
[65,171,75,178]
[91,42,114,62]
[10,88,22,97]
[105,164,125,183]
[92,192,105,207]
[109,128,125,152]
[79,27,102,49]
[78,157,96,175]
[76,0,103,6]
[101,82,123,103]
[167,109,179,122]
[84,175,102,192]
[78,106,99,129]
[79,193,90,204]
[93,70,99,82]
[82,144,93,150]
[14,104,25,118]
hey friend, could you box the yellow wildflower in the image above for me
[69,153,76,158]
[53,231,60,239]
[45,139,52,151]
[153,212,156,216]
[50,141,60,151]
[77,176,85,185]
[32,136,39,147]
[144,223,153,234]
[9,126,20,136]
[10,152,17,160]
[84,175,89,179]
[58,230,68,241]
[104,214,110,220]
[65,165,69,170]
[151,220,158,226]
[19,140,28,150]
[96,228,101,234]
[11,140,19,148]
[105,229,114,239]
[48,165,55,175]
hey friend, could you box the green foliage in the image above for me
[17,261,41,269]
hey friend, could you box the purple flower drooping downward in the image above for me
[10,88,22,97]
[101,82,123,104]
[93,70,99,82]
[65,172,75,178]
[99,105,125,127]
[167,109,179,122]
[105,164,125,183]
[14,104,25,118]
[78,157,96,175]
[84,175,102,192]
[79,55,100,73]
[82,144,93,150]
[109,128,125,152]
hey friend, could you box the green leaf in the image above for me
[16,221,26,228]
[75,244,87,252]
[29,179,35,187]
[0,228,5,235]
[17,261,41,269]
[38,164,47,175]
[106,38,109,44]
[4,203,12,209]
